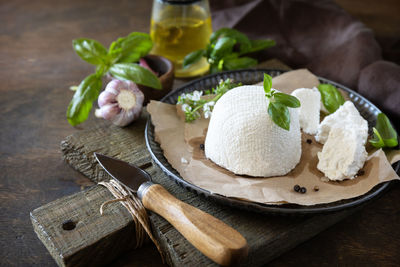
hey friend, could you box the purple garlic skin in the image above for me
[96,79,144,126]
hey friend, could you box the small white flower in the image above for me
[190,90,203,101]
[178,93,187,104]
[204,110,212,119]
[203,101,215,119]
[182,104,192,112]
[203,101,215,111]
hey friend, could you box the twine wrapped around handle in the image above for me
[99,179,164,262]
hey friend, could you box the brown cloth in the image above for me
[210,0,400,126]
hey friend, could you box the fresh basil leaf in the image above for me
[217,59,224,71]
[223,56,257,70]
[210,37,236,60]
[274,92,301,108]
[369,127,385,148]
[221,52,239,60]
[183,49,204,68]
[204,43,213,58]
[263,73,272,94]
[95,64,107,76]
[268,101,290,131]
[210,28,252,54]
[72,38,108,65]
[247,39,276,54]
[67,74,102,126]
[370,113,398,148]
[384,139,399,148]
[108,32,153,63]
[317,83,345,113]
[109,63,161,89]
[209,63,220,74]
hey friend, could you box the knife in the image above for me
[94,153,248,266]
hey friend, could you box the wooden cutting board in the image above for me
[30,60,358,266]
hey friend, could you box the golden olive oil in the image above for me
[150,7,212,77]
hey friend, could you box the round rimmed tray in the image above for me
[145,69,399,215]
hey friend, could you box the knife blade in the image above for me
[94,153,248,266]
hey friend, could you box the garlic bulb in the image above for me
[96,79,144,126]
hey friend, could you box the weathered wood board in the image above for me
[31,61,358,266]
[31,113,358,267]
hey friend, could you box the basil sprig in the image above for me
[369,113,398,148]
[183,28,275,74]
[109,63,161,89]
[67,32,161,126]
[317,83,345,113]
[263,74,300,131]
[72,39,108,66]
[67,74,103,126]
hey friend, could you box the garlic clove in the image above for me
[111,110,136,127]
[96,79,145,127]
[104,79,123,95]
[99,103,120,120]
[98,90,117,107]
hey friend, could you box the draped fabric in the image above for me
[211,0,400,125]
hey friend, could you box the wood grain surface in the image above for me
[49,106,355,266]
[31,186,138,267]
[1,0,400,266]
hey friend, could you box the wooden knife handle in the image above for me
[141,184,249,266]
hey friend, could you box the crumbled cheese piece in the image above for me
[315,101,368,144]
[181,157,188,164]
[291,87,321,135]
[317,127,367,180]
[205,85,301,177]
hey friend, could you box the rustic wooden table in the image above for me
[1,0,399,266]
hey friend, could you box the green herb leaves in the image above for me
[369,113,398,148]
[72,39,108,65]
[183,28,275,73]
[317,83,345,113]
[183,50,204,69]
[263,73,272,95]
[67,32,160,126]
[263,74,300,131]
[67,74,102,126]
[268,102,291,131]
[109,63,161,89]
[177,79,241,122]
[108,32,153,64]
[273,93,301,108]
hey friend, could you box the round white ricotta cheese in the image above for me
[204,85,302,177]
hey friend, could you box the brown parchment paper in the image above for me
[147,69,400,206]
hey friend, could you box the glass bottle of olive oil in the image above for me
[150,0,212,78]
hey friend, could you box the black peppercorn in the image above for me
[199,144,205,150]
[306,139,312,144]
[294,184,301,192]
[300,187,307,194]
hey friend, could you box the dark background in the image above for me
[0,0,399,266]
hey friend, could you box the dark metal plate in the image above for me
[145,69,399,215]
